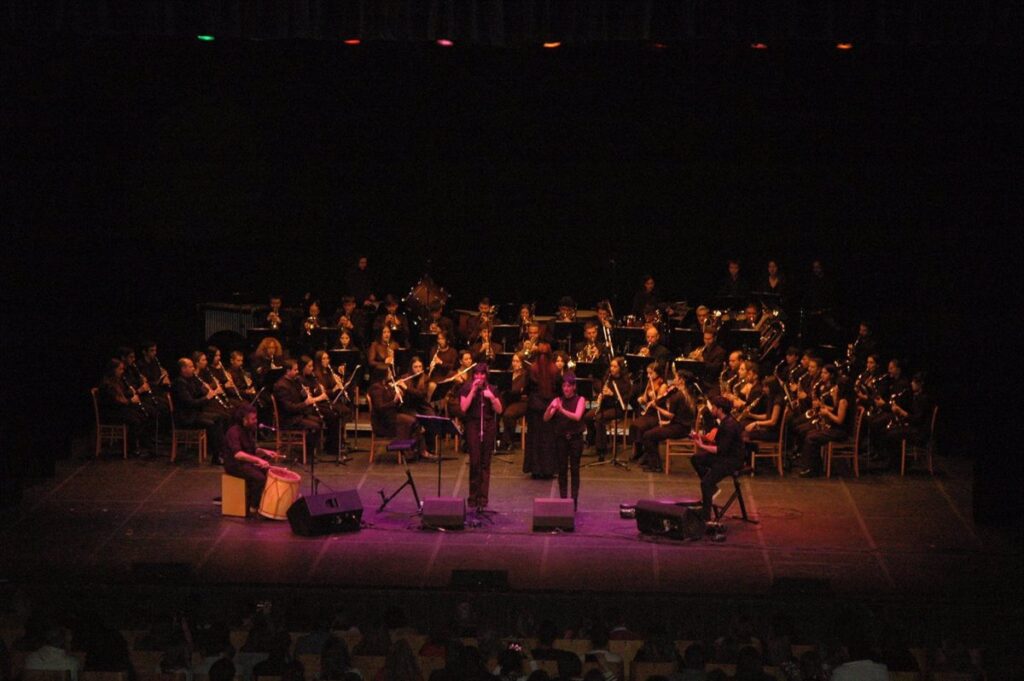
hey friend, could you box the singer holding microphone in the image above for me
[459,363,503,512]
[223,404,282,513]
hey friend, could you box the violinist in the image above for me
[584,356,632,460]
[335,295,368,346]
[373,294,409,345]
[637,370,695,472]
[465,297,496,343]
[227,351,258,403]
[99,358,157,457]
[795,365,852,477]
[635,324,671,365]
[313,350,354,454]
[573,322,607,365]
[368,326,400,379]
[499,352,529,452]
[273,359,324,456]
[367,366,428,459]
[471,324,502,363]
[629,363,668,462]
[172,357,228,461]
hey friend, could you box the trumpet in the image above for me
[521,338,535,358]
[304,316,320,335]
[338,314,353,330]
[384,313,401,332]
[687,344,706,361]
[637,343,653,358]
[267,310,282,330]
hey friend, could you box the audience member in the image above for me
[321,636,360,680]
[531,620,581,679]
[24,626,80,681]
[375,639,423,681]
[668,643,705,681]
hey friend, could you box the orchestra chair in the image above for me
[520,414,527,452]
[901,405,938,477]
[663,437,696,475]
[824,406,865,479]
[91,387,128,459]
[365,393,403,464]
[629,661,676,681]
[749,408,788,476]
[270,395,308,465]
[437,399,460,455]
[166,394,207,464]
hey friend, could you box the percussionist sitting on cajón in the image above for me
[222,404,282,512]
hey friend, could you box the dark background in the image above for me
[2,24,1018,511]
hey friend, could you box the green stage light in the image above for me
[196,35,215,41]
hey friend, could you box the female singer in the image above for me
[314,350,353,454]
[368,326,399,378]
[544,372,586,508]
[629,363,667,462]
[744,378,785,441]
[523,342,559,479]
[251,337,285,377]
[98,358,156,457]
[499,352,529,451]
[638,373,695,472]
[585,356,633,459]
[459,363,503,511]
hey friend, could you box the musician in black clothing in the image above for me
[630,275,661,318]
[584,356,632,460]
[691,396,747,523]
[137,341,171,393]
[345,255,377,311]
[373,294,410,345]
[499,352,529,451]
[637,324,671,365]
[717,260,751,300]
[544,372,586,509]
[698,329,727,386]
[744,378,786,442]
[878,372,934,470]
[867,358,910,461]
[227,351,258,403]
[573,321,608,365]
[424,302,455,341]
[367,367,427,459]
[171,358,228,462]
[630,363,668,462]
[273,359,323,456]
[847,321,879,374]
[639,376,696,472]
[335,295,368,345]
[427,331,457,382]
[99,358,156,457]
[301,355,343,455]
[775,346,803,385]
[459,363,504,510]
[117,346,166,419]
[470,324,502,364]
[222,404,281,511]
[192,351,235,414]
[795,365,852,477]
[396,356,434,416]
[465,297,496,344]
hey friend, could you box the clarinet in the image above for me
[328,364,351,404]
[198,373,230,409]
[302,382,329,421]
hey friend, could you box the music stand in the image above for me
[727,329,761,353]
[673,358,704,378]
[670,327,701,355]
[612,327,646,354]
[553,321,582,351]
[416,414,464,496]
[417,332,438,351]
[492,352,514,370]
[491,325,519,351]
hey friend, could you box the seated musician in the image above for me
[471,324,502,363]
[313,351,353,454]
[744,378,786,441]
[847,320,879,375]
[424,301,455,341]
[396,356,434,416]
[584,356,632,461]
[499,352,529,452]
[775,346,804,385]
[368,326,399,377]
[877,371,933,471]
[552,351,569,376]
[631,275,660,319]
[335,295,368,346]
[691,396,748,524]
[98,358,157,457]
[854,354,883,413]
[373,294,410,344]
[117,346,166,418]
[787,355,823,433]
[171,358,228,462]
[464,297,495,344]
[696,329,727,387]
[718,350,744,398]
[556,296,577,322]
[273,359,324,456]
[733,360,764,422]
[192,351,236,412]
[137,341,171,393]
[518,322,544,359]
[427,331,457,381]
[222,404,280,513]
[867,358,910,460]
[574,321,608,365]
[739,302,762,330]
[638,372,696,472]
[250,337,286,378]
[795,364,852,477]
[367,366,428,459]
[629,363,668,462]
[717,259,750,299]
[722,358,752,413]
[518,303,535,338]
[206,345,243,405]
[333,328,360,352]
[227,350,258,403]
[636,324,671,365]
[693,305,714,332]
[444,350,477,419]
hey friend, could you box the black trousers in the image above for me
[500,401,527,447]
[640,423,688,470]
[183,408,228,460]
[690,453,740,522]
[556,433,584,503]
[228,463,268,509]
[798,427,848,472]
[107,406,154,453]
[585,407,621,452]
[629,414,660,458]
[467,420,497,508]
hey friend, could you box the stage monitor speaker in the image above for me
[635,499,704,540]
[532,498,575,531]
[422,497,465,529]
[287,489,363,536]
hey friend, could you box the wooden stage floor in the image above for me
[2,446,1019,601]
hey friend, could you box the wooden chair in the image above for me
[750,407,788,476]
[663,437,696,474]
[629,661,676,681]
[366,393,401,463]
[901,405,938,476]
[91,387,128,459]
[166,393,207,464]
[825,406,865,478]
[270,395,308,464]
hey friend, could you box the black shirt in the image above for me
[458,380,502,422]
[552,395,585,437]
[222,424,256,475]
[714,414,746,465]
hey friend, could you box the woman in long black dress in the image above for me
[523,342,560,478]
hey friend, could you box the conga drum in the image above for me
[258,467,301,520]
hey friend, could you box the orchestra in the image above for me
[97,266,935,504]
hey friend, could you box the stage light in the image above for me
[436,39,454,47]
[836,43,854,50]
[196,35,215,42]
[542,42,561,49]
[652,43,668,50]
[750,42,768,50]
[343,38,361,45]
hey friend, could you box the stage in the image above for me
[2,444,1018,602]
